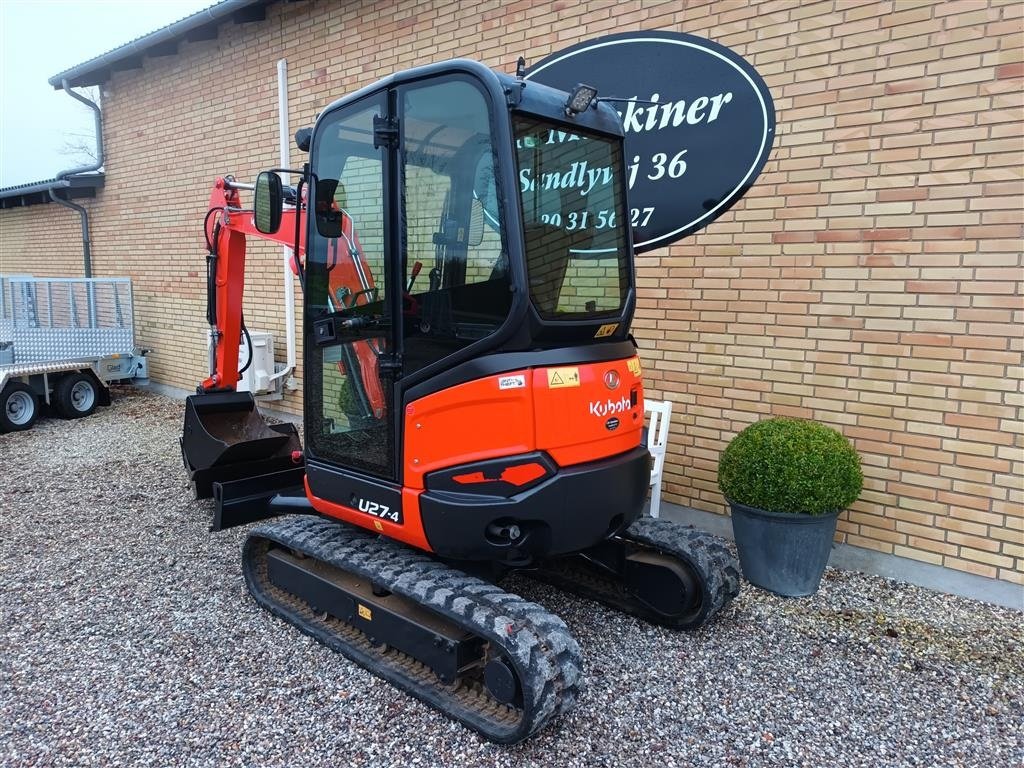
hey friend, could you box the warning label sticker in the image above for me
[547,367,581,388]
[627,358,642,377]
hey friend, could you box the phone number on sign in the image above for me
[540,207,655,231]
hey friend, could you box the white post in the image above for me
[269,57,297,388]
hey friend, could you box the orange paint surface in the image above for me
[404,356,645,485]
[306,477,429,551]
[403,369,535,489]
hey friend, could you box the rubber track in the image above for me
[242,516,582,744]
[530,517,741,631]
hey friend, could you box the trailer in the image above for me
[0,275,148,432]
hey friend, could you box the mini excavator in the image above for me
[181,59,740,743]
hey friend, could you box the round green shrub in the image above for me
[718,418,863,516]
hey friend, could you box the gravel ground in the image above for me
[1,387,1022,768]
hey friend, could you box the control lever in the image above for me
[407,261,423,292]
[313,313,382,346]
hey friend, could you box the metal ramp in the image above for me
[4,276,134,364]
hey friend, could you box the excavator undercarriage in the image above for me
[181,59,741,743]
[245,516,582,743]
[243,514,738,743]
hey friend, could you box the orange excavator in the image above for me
[181,59,739,743]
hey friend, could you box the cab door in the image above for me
[305,91,399,484]
[395,76,512,381]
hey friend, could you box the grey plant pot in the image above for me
[728,500,840,597]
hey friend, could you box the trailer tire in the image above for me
[1,382,39,432]
[54,373,101,419]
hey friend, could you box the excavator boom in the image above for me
[201,176,305,392]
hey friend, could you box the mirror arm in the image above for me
[292,165,309,292]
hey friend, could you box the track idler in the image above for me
[530,517,741,630]
[181,391,302,499]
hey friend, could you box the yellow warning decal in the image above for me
[595,323,619,338]
[627,357,642,377]
[373,520,383,531]
[547,367,581,388]
[358,604,373,621]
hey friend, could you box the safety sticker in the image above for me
[358,604,373,621]
[594,323,619,338]
[627,358,642,377]
[547,367,581,388]
[499,374,526,390]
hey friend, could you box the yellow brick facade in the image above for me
[0,202,94,278]
[1,0,1021,583]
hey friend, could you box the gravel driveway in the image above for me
[2,388,1021,768]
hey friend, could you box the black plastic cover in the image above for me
[420,446,651,561]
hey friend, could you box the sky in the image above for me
[0,0,213,187]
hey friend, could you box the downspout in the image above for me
[268,58,297,389]
[48,79,103,278]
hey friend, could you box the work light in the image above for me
[565,83,598,116]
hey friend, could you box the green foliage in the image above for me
[718,418,863,516]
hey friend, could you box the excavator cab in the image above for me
[184,60,644,546]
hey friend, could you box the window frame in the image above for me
[512,114,632,322]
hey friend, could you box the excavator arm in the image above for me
[201,176,306,392]
[202,175,384,421]
[184,174,386,512]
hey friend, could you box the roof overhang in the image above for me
[47,0,272,89]
[0,174,105,209]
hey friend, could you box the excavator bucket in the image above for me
[181,391,303,500]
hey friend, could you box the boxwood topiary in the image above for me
[718,418,863,516]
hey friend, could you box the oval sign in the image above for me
[526,31,776,252]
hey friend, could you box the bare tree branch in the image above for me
[57,86,102,168]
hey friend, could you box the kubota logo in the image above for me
[589,396,631,418]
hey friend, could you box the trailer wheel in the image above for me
[1,382,39,432]
[54,373,100,419]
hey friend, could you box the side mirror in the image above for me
[315,178,343,238]
[254,171,283,234]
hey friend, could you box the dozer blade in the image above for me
[181,391,302,500]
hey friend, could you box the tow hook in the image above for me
[486,522,522,542]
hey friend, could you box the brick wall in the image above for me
[0,202,92,277]
[0,0,1020,583]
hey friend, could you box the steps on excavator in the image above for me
[243,516,582,744]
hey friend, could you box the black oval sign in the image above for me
[526,31,776,252]
[605,417,620,431]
